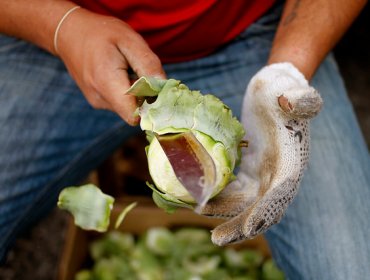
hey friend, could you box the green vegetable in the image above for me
[58,184,137,233]
[182,254,221,276]
[126,77,245,209]
[224,248,264,271]
[75,227,285,280]
[89,231,135,260]
[262,259,285,280]
[75,270,93,280]
[130,240,163,280]
[145,227,175,256]
[174,227,211,245]
[57,184,114,232]
[93,256,136,280]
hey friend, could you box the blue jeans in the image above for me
[1,5,369,279]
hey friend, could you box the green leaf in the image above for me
[93,256,136,280]
[89,231,135,260]
[114,202,137,229]
[130,241,163,279]
[145,227,175,256]
[262,259,285,280]
[174,228,211,245]
[57,184,114,232]
[152,191,179,214]
[74,270,93,280]
[182,254,221,276]
[147,182,194,211]
[126,76,170,97]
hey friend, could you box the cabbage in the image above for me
[127,77,245,210]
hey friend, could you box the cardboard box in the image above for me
[58,196,271,280]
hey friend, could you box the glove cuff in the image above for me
[262,62,309,88]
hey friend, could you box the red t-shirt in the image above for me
[73,0,276,63]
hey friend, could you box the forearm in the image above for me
[0,0,78,55]
[268,0,367,79]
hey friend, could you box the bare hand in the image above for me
[56,8,166,125]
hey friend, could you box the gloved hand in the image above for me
[202,63,323,245]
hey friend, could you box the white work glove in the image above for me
[202,63,323,245]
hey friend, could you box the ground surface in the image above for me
[0,5,369,280]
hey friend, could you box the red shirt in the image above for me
[73,0,276,63]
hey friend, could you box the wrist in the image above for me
[267,45,320,81]
[53,6,81,56]
[0,0,79,55]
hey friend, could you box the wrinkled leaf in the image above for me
[57,184,114,232]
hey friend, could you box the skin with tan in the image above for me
[0,0,166,125]
[268,0,367,80]
[0,0,366,124]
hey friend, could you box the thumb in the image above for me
[117,31,166,80]
[278,87,323,119]
[113,33,166,124]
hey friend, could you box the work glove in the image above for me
[202,63,323,245]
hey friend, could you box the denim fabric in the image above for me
[0,36,141,261]
[1,4,369,279]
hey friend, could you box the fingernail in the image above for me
[278,95,293,112]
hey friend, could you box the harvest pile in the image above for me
[75,227,284,280]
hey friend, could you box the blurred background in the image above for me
[0,4,369,280]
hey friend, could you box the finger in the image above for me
[113,35,165,124]
[98,69,140,125]
[106,73,139,125]
[211,177,299,246]
[241,178,299,238]
[278,87,323,119]
[112,93,139,126]
[117,33,166,79]
[211,208,251,246]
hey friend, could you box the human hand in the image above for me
[202,63,323,245]
[55,8,165,125]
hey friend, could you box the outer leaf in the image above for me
[127,77,245,169]
[127,76,169,97]
[57,184,114,232]
[147,182,194,212]
[193,94,245,168]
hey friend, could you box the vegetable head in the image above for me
[127,77,245,210]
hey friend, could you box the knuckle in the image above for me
[145,53,161,66]
[131,52,164,77]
